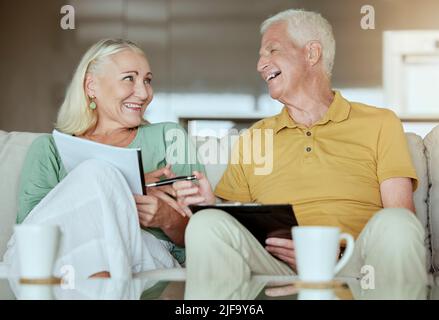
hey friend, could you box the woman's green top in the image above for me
[16,122,205,264]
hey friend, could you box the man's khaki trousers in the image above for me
[185,208,428,291]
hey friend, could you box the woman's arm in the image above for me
[17,135,64,223]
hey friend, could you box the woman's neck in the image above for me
[82,126,138,147]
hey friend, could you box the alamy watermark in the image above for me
[60,264,75,290]
[164,126,274,175]
[60,5,75,30]
[60,4,376,32]
[360,265,375,290]
[360,5,375,30]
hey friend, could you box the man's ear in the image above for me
[306,41,322,67]
[84,73,96,98]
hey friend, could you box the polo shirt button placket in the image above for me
[304,130,313,160]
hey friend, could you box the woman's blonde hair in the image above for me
[55,38,145,135]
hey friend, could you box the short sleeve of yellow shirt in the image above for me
[376,110,418,190]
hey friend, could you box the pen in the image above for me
[145,175,197,188]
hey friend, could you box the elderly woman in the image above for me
[3,38,204,279]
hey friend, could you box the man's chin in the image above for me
[268,89,281,100]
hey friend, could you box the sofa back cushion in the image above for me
[423,126,439,273]
[0,131,42,257]
[406,133,431,271]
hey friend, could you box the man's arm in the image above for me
[380,177,416,213]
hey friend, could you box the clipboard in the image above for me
[189,203,298,246]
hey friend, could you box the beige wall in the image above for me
[0,0,74,132]
[298,0,439,87]
[1,0,439,132]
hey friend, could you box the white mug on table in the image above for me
[292,226,355,282]
[14,224,60,280]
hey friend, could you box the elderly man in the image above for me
[174,9,427,285]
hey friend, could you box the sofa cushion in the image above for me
[0,131,42,257]
[423,126,439,273]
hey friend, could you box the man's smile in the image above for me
[265,70,282,82]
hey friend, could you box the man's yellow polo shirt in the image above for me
[214,91,418,238]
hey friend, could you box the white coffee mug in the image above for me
[292,226,355,282]
[14,224,60,280]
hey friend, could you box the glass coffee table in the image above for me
[1,269,438,300]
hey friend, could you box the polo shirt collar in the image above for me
[274,106,298,133]
[274,90,351,133]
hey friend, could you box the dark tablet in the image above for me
[189,203,298,247]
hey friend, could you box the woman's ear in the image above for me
[84,73,96,98]
[306,41,322,67]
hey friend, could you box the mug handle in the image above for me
[334,233,355,275]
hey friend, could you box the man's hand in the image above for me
[265,284,298,297]
[265,238,296,271]
[173,171,216,216]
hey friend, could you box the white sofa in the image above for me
[1,127,439,280]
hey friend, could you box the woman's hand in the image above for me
[265,238,296,271]
[173,171,216,216]
[144,164,177,201]
[134,188,189,246]
[134,191,169,229]
[142,164,186,215]
[135,188,185,229]
[136,164,187,229]
[144,164,175,184]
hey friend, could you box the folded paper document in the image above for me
[53,129,146,194]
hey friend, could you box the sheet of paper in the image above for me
[53,129,144,194]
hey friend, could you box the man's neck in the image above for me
[281,79,334,128]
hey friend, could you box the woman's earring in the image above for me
[89,96,97,110]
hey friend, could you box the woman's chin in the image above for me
[122,117,143,128]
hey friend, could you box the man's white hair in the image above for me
[260,9,336,77]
